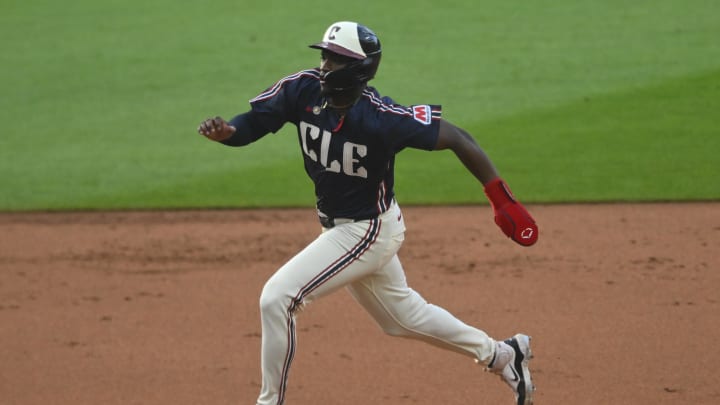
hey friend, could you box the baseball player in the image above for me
[198,21,538,405]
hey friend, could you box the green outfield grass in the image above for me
[1,0,718,210]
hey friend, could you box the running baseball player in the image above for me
[198,21,538,405]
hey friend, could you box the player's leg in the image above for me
[346,251,535,404]
[256,216,400,405]
[346,253,497,363]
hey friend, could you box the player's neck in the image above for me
[322,101,352,119]
[323,84,366,112]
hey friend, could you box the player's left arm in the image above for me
[435,119,538,246]
[434,119,499,184]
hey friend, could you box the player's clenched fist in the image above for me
[198,116,236,142]
[484,177,538,247]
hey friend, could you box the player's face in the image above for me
[320,50,354,72]
[319,50,355,93]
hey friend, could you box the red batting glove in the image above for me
[483,177,538,246]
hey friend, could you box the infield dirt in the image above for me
[1,203,718,404]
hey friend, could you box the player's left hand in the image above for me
[484,178,538,247]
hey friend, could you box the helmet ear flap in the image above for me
[362,53,381,81]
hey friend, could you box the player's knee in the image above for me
[259,279,294,315]
[259,282,282,311]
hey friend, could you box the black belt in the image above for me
[319,216,356,228]
[318,203,392,228]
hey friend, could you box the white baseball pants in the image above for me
[256,202,496,405]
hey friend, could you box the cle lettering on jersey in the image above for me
[299,121,368,178]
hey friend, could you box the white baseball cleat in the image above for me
[486,333,535,405]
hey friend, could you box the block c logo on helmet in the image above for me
[328,26,341,40]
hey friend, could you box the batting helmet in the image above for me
[309,21,382,93]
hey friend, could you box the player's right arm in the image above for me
[198,116,236,141]
[198,70,319,145]
[197,111,270,146]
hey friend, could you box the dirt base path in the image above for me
[1,203,718,405]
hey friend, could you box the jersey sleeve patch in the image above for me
[412,105,432,125]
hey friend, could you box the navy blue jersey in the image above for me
[245,68,441,219]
